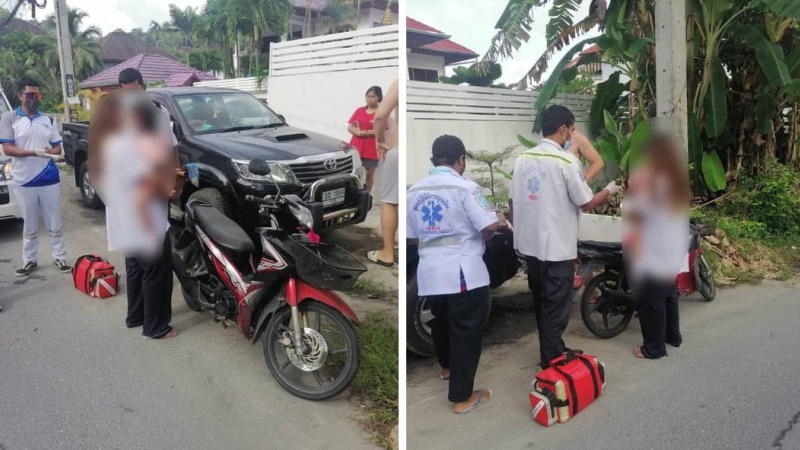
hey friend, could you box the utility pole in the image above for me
[53,0,78,120]
[654,0,688,151]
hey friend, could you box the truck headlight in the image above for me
[290,203,314,229]
[232,160,296,184]
[344,146,366,188]
[1,161,11,181]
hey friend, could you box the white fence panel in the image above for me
[267,26,399,143]
[407,81,593,184]
[194,77,268,98]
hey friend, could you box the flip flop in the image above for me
[367,250,394,267]
[440,369,450,380]
[144,326,178,340]
[455,389,492,415]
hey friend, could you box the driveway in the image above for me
[408,277,800,450]
[0,176,389,449]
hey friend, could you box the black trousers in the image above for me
[526,257,575,369]
[125,233,174,338]
[430,286,491,403]
[634,278,681,358]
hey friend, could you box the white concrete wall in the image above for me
[407,81,593,185]
[267,26,399,143]
[407,52,446,77]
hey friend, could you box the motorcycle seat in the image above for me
[194,205,255,257]
[578,240,623,253]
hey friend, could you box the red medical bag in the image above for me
[529,351,606,426]
[72,255,120,299]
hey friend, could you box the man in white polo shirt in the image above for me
[407,135,499,414]
[510,105,621,370]
[0,79,70,277]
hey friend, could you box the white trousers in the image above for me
[12,183,67,263]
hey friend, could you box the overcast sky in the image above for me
[18,0,206,34]
[407,0,596,85]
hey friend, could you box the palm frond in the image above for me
[526,15,598,83]
[545,0,581,43]
[479,0,544,70]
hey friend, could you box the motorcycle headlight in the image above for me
[232,160,296,184]
[290,203,314,229]
[1,161,11,181]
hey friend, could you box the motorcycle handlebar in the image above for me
[244,195,273,206]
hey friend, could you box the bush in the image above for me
[724,162,800,235]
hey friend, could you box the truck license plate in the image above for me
[322,188,346,206]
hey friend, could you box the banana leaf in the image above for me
[589,71,628,138]
[702,150,726,193]
[786,46,800,78]
[532,36,601,133]
[517,134,537,148]
[751,0,800,20]
[738,24,792,87]
[755,90,776,135]
[595,135,621,164]
[704,60,728,138]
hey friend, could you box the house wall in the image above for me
[407,81,593,186]
[407,52,445,77]
[267,25,399,143]
[601,63,630,84]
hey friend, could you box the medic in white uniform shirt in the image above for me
[0,78,71,277]
[407,135,500,415]
[509,105,621,370]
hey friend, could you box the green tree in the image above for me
[41,8,102,80]
[439,62,504,87]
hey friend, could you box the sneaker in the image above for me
[54,259,72,273]
[14,261,37,277]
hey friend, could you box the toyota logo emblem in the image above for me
[324,158,337,171]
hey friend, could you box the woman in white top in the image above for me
[89,91,179,340]
[622,133,690,359]
[564,130,604,182]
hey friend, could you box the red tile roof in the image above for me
[565,44,603,69]
[406,17,446,36]
[407,17,478,60]
[79,54,217,89]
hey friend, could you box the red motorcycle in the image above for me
[578,220,716,338]
[172,160,365,400]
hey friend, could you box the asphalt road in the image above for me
[407,277,800,450]
[0,179,378,450]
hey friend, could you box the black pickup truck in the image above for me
[62,87,371,231]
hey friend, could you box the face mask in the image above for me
[24,97,40,111]
[563,140,573,151]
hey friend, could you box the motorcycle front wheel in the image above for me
[695,254,717,302]
[580,272,634,338]
[263,301,360,401]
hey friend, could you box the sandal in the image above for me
[144,326,178,340]
[366,250,394,267]
[455,389,492,415]
[440,368,450,380]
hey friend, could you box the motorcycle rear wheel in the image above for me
[263,301,360,401]
[580,272,634,338]
[695,254,716,302]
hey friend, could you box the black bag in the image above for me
[483,227,520,288]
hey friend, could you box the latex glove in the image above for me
[604,181,622,196]
[34,149,50,158]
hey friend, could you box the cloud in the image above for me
[34,0,206,35]
[407,0,596,85]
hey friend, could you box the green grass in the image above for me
[354,278,382,298]
[349,312,398,449]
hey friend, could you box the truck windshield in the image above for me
[174,92,282,134]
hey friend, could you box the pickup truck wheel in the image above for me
[187,188,232,218]
[78,162,103,209]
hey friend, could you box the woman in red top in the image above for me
[348,86,382,191]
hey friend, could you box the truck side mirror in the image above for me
[248,160,271,176]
